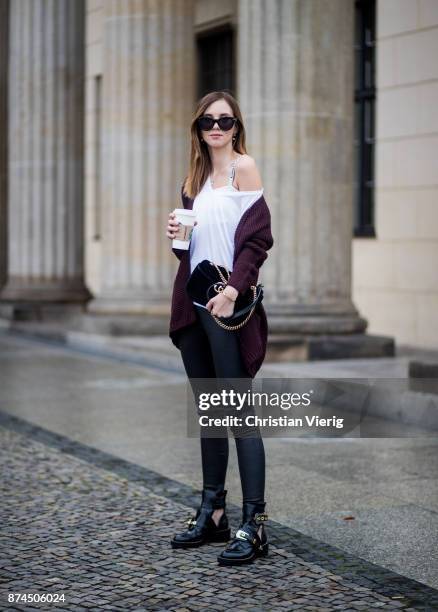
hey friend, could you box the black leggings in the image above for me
[178,305,265,508]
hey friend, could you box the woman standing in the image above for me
[166,91,274,566]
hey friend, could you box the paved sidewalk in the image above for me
[1,416,438,611]
[1,329,438,610]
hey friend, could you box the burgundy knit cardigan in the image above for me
[169,181,274,378]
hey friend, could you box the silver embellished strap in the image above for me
[229,158,238,185]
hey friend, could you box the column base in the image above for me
[265,301,394,360]
[0,278,92,304]
[0,302,88,324]
[87,292,171,316]
[80,312,169,336]
[266,300,367,334]
[85,292,172,334]
[266,333,395,362]
[0,278,92,321]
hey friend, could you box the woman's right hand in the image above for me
[166,211,180,240]
[166,211,197,240]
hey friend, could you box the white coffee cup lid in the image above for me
[174,208,196,217]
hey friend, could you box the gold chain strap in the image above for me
[212,262,230,284]
[209,262,257,331]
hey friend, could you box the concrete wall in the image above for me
[352,0,438,350]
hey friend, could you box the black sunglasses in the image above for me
[197,115,238,132]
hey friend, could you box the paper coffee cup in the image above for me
[172,209,196,250]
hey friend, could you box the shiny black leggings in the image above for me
[178,305,265,507]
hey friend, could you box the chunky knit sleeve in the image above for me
[172,246,185,261]
[227,196,274,295]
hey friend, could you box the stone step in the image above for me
[3,320,437,431]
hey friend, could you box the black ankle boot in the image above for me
[171,488,231,549]
[217,501,268,565]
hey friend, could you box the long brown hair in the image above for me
[183,91,247,199]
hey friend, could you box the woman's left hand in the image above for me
[206,292,235,318]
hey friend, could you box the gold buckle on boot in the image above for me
[254,512,268,524]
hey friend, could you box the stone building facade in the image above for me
[0,0,437,355]
[353,0,438,350]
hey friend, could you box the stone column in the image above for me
[237,0,368,344]
[0,0,9,290]
[88,0,195,314]
[1,0,91,311]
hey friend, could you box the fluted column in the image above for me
[1,0,91,307]
[237,0,366,334]
[88,0,195,314]
[0,0,8,290]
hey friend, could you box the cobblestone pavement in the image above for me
[1,412,437,611]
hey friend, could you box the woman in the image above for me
[166,91,274,566]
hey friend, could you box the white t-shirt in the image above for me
[189,174,264,308]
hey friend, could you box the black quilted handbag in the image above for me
[186,259,264,331]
